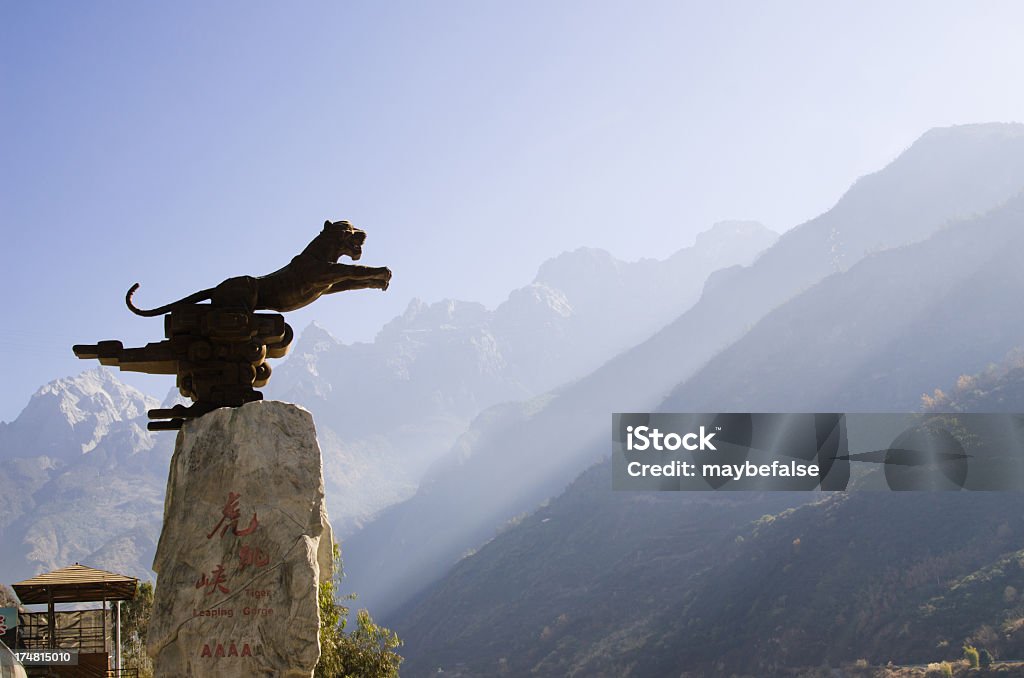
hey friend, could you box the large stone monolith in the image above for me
[148,401,333,678]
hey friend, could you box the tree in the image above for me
[316,543,403,678]
[119,582,155,678]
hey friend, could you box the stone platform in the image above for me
[148,401,333,678]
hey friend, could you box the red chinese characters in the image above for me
[238,545,270,572]
[207,492,258,539]
[195,564,230,596]
[195,491,271,600]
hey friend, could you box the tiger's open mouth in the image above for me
[349,231,366,260]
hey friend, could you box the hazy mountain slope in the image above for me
[266,220,776,534]
[626,491,1024,676]
[344,122,1024,619]
[663,189,1024,412]
[394,459,1024,676]
[393,459,815,676]
[0,370,171,582]
[395,304,1024,674]
[493,220,776,391]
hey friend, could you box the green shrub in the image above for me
[316,543,403,678]
[979,647,993,668]
[963,643,980,668]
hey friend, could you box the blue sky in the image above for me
[3,1,1024,421]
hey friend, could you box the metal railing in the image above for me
[16,613,109,655]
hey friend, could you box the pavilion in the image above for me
[10,564,138,678]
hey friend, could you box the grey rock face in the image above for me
[148,401,333,678]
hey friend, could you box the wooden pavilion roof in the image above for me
[12,564,138,604]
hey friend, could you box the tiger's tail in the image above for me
[126,283,215,317]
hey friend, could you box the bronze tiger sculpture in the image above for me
[126,220,391,316]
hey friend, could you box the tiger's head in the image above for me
[317,219,367,262]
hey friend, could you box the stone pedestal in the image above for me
[148,401,333,678]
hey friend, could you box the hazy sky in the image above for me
[4,1,1024,421]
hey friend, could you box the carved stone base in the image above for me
[147,401,333,678]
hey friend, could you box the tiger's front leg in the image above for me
[318,263,392,291]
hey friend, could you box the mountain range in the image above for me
[0,369,171,582]
[0,219,774,582]
[342,122,1024,622]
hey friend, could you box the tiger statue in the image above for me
[126,220,391,316]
